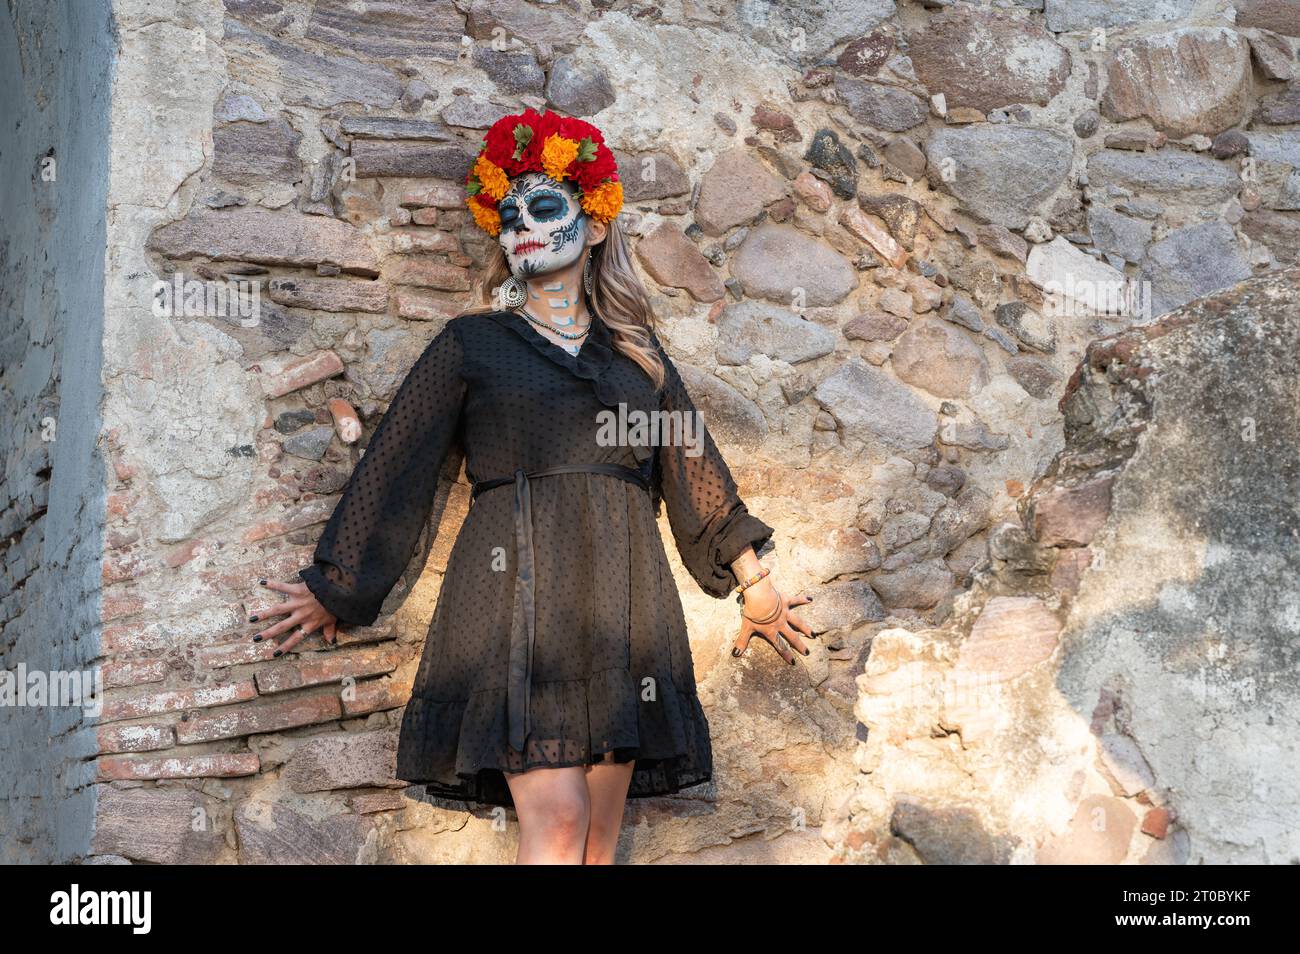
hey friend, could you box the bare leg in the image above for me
[504,765,590,864]
[583,751,636,865]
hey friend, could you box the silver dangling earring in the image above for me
[583,255,594,297]
[498,274,527,309]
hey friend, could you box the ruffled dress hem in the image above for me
[394,668,714,809]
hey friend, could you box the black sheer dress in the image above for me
[298,309,774,808]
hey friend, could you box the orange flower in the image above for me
[580,178,623,223]
[541,134,580,182]
[467,195,501,236]
[473,154,510,201]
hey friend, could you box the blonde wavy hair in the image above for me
[462,216,666,390]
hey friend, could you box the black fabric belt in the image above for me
[470,463,650,752]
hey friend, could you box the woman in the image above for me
[251,108,813,864]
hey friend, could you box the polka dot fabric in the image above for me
[299,310,774,809]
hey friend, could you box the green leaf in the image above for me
[466,180,481,196]
[576,136,598,163]
[512,124,533,161]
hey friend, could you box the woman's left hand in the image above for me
[732,578,814,665]
[248,578,339,656]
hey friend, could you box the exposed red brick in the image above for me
[100,657,168,690]
[342,673,413,717]
[1141,807,1171,839]
[95,723,175,754]
[197,548,316,594]
[102,622,151,655]
[242,496,339,543]
[257,350,345,399]
[255,647,402,694]
[101,591,145,623]
[164,539,208,568]
[400,184,463,208]
[328,398,362,444]
[97,752,260,781]
[174,692,342,744]
[839,205,908,269]
[103,602,252,654]
[1037,794,1137,864]
[101,680,257,722]
[386,258,472,291]
[198,639,281,669]
[103,550,155,584]
[410,207,438,226]
[394,289,459,321]
[107,491,136,519]
[388,229,460,254]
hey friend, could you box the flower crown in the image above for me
[464,107,623,237]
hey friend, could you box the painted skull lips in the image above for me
[513,238,547,255]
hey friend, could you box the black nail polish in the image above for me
[731,647,740,657]
[259,578,268,585]
[789,657,796,665]
[273,649,282,658]
[803,649,810,656]
[252,635,262,642]
[248,615,258,623]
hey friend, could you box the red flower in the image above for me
[518,108,561,170]
[576,147,618,190]
[555,115,597,145]
[483,120,521,174]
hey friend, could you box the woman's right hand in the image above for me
[249,579,339,656]
[733,577,814,665]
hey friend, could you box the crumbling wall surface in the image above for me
[77,0,1300,865]
[0,1,113,862]
[829,265,1300,864]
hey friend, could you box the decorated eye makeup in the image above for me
[526,190,566,222]
[498,200,521,229]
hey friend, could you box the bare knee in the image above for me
[529,790,590,844]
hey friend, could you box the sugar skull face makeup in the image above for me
[497,171,590,279]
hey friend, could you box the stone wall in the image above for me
[4,0,1296,862]
[0,1,114,863]
[828,265,1300,864]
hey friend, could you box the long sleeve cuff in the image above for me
[298,562,380,628]
[695,508,775,599]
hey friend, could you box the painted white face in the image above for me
[497,171,589,279]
